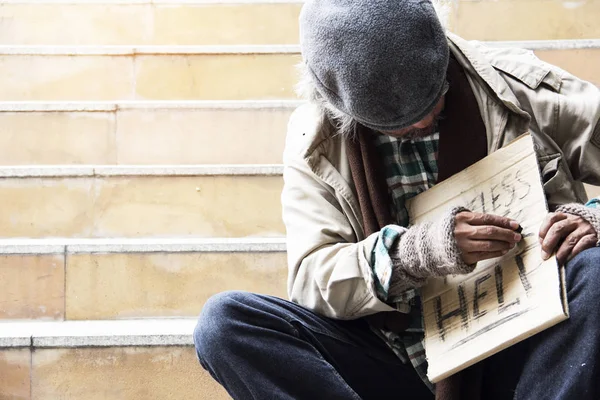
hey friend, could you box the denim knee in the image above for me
[194,291,249,364]
[566,247,600,313]
[568,247,600,280]
[570,246,600,266]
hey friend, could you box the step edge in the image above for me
[0,0,303,4]
[0,166,95,177]
[0,244,66,254]
[0,237,287,254]
[0,319,198,348]
[33,334,194,348]
[0,40,598,55]
[0,337,31,348]
[0,100,305,112]
[0,164,284,178]
[94,164,284,176]
[485,38,600,51]
[0,44,302,55]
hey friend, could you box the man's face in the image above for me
[380,96,446,140]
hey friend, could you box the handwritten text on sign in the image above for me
[406,135,568,383]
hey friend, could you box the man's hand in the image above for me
[539,212,597,265]
[455,212,522,265]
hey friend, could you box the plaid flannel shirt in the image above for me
[370,131,440,392]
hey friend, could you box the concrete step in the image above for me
[0,165,284,238]
[0,101,298,165]
[448,0,600,42]
[2,97,600,168]
[0,319,230,399]
[0,0,302,46]
[2,165,585,240]
[0,42,597,101]
[0,46,301,101]
[0,238,286,321]
[1,0,600,46]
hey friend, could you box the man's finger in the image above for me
[463,250,509,265]
[568,234,598,264]
[556,240,575,266]
[556,223,596,265]
[541,219,579,259]
[555,227,594,265]
[460,212,519,230]
[539,212,568,242]
[470,225,522,243]
[463,239,515,254]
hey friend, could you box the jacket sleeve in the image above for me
[546,65,600,186]
[281,155,396,319]
[281,111,395,320]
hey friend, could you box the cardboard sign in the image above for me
[406,134,569,383]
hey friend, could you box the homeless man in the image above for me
[194,1,600,399]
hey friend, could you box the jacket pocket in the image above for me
[490,47,562,92]
[539,152,587,208]
[540,153,562,187]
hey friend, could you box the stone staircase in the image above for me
[0,1,599,399]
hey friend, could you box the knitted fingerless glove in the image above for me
[555,203,600,246]
[388,206,475,297]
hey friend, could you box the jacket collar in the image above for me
[447,33,530,119]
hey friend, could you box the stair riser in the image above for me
[0,53,301,101]
[0,3,302,46]
[0,251,286,320]
[66,252,287,320]
[535,48,599,87]
[451,0,600,41]
[0,107,292,165]
[0,254,64,320]
[0,349,29,400]
[2,105,600,174]
[1,347,229,400]
[0,49,597,101]
[2,1,600,46]
[0,175,284,238]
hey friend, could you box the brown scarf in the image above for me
[346,56,488,399]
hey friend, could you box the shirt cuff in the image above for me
[586,197,600,209]
[370,225,413,310]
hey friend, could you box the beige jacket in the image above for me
[281,33,600,320]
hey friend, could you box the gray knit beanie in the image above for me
[299,0,449,131]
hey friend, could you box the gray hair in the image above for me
[295,61,358,139]
[295,0,452,139]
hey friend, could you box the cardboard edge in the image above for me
[559,264,570,317]
[427,309,569,383]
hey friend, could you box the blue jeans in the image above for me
[194,248,600,400]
